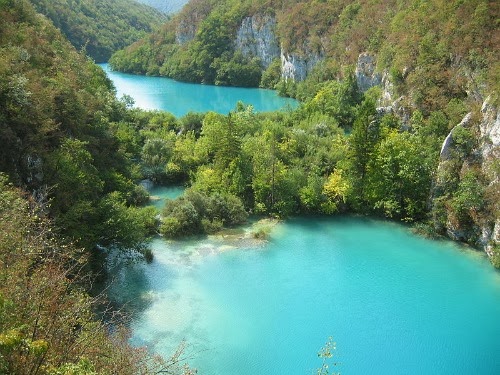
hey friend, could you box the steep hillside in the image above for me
[110,0,498,98]
[136,0,189,14]
[30,0,166,62]
[0,0,158,251]
[0,1,196,373]
[109,0,499,262]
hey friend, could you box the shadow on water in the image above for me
[90,245,177,324]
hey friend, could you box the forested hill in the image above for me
[136,0,189,14]
[0,0,160,252]
[0,1,198,372]
[30,0,167,62]
[109,0,498,96]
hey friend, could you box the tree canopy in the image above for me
[31,0,167,62]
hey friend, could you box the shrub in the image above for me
[160,190,247,238]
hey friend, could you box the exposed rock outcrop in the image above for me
[281,50,322,81]
[432,98,499,259]
[235,14,323,81]
[479,96,500,160]
[355,53,382,93]
[235,15,280,69]
[439,112,473,160]
[175,19,196,45]
[477,97,500,257]
[352,52,412,126]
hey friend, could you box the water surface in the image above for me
[108,217,500,374]
[99,64,297,116]
[148,185,185,210]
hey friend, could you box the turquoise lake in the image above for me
[108,216,500,374]
[99,64,297,116]
[101,70,500,374]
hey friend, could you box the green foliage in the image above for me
[451,125,476,157]
[31,0,166,62]
[260,58,282,89]
[108,0,497,108]
[160,189,247,238]
[449,170,485,224]
[304,75,361,128]
[49,359,98,375]
[141,137,174,182]
[366,131,435,220]
[111,0,252,85]
[491,246,500,269]
[1,0,497,271]
[346,97,379,206]
[322,169,350,214]
[0,176,195,374]
[212,51,262,87]
[0,1,157,252]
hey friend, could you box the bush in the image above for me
[161,198,201,237]
[491,246,500,269]
[260,58,282,89]
[160,190,248,238]
[160,216,183,238]
[201,218,224,234]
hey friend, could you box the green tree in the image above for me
[366,131,434,220]
[141,137,173,182]
[346,97,379,207]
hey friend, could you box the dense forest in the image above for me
[0,0,499,372]
[30,0,166,62]
[0,1,193,372]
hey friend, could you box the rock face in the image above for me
[355,53,382,92]
[175,19,196,45]
[479,96,500,160]
[280,51,322,81]
[369,58,411,127]
[477,97,500,257]
[439,112,473,160]
[235,14,322,81]
[235,15,280,69]
[433,98,499,258]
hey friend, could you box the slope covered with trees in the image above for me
[0,0,160,253]
[0,177,194,374]
[30,0,166,62]
[109,0,498,96]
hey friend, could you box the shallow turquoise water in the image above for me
[147,185,185,210]
[108,217,500,374]
[99,64,298,116]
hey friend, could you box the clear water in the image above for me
[147,185,185,210]
[108,217,500,374]
[98,64,298,116]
